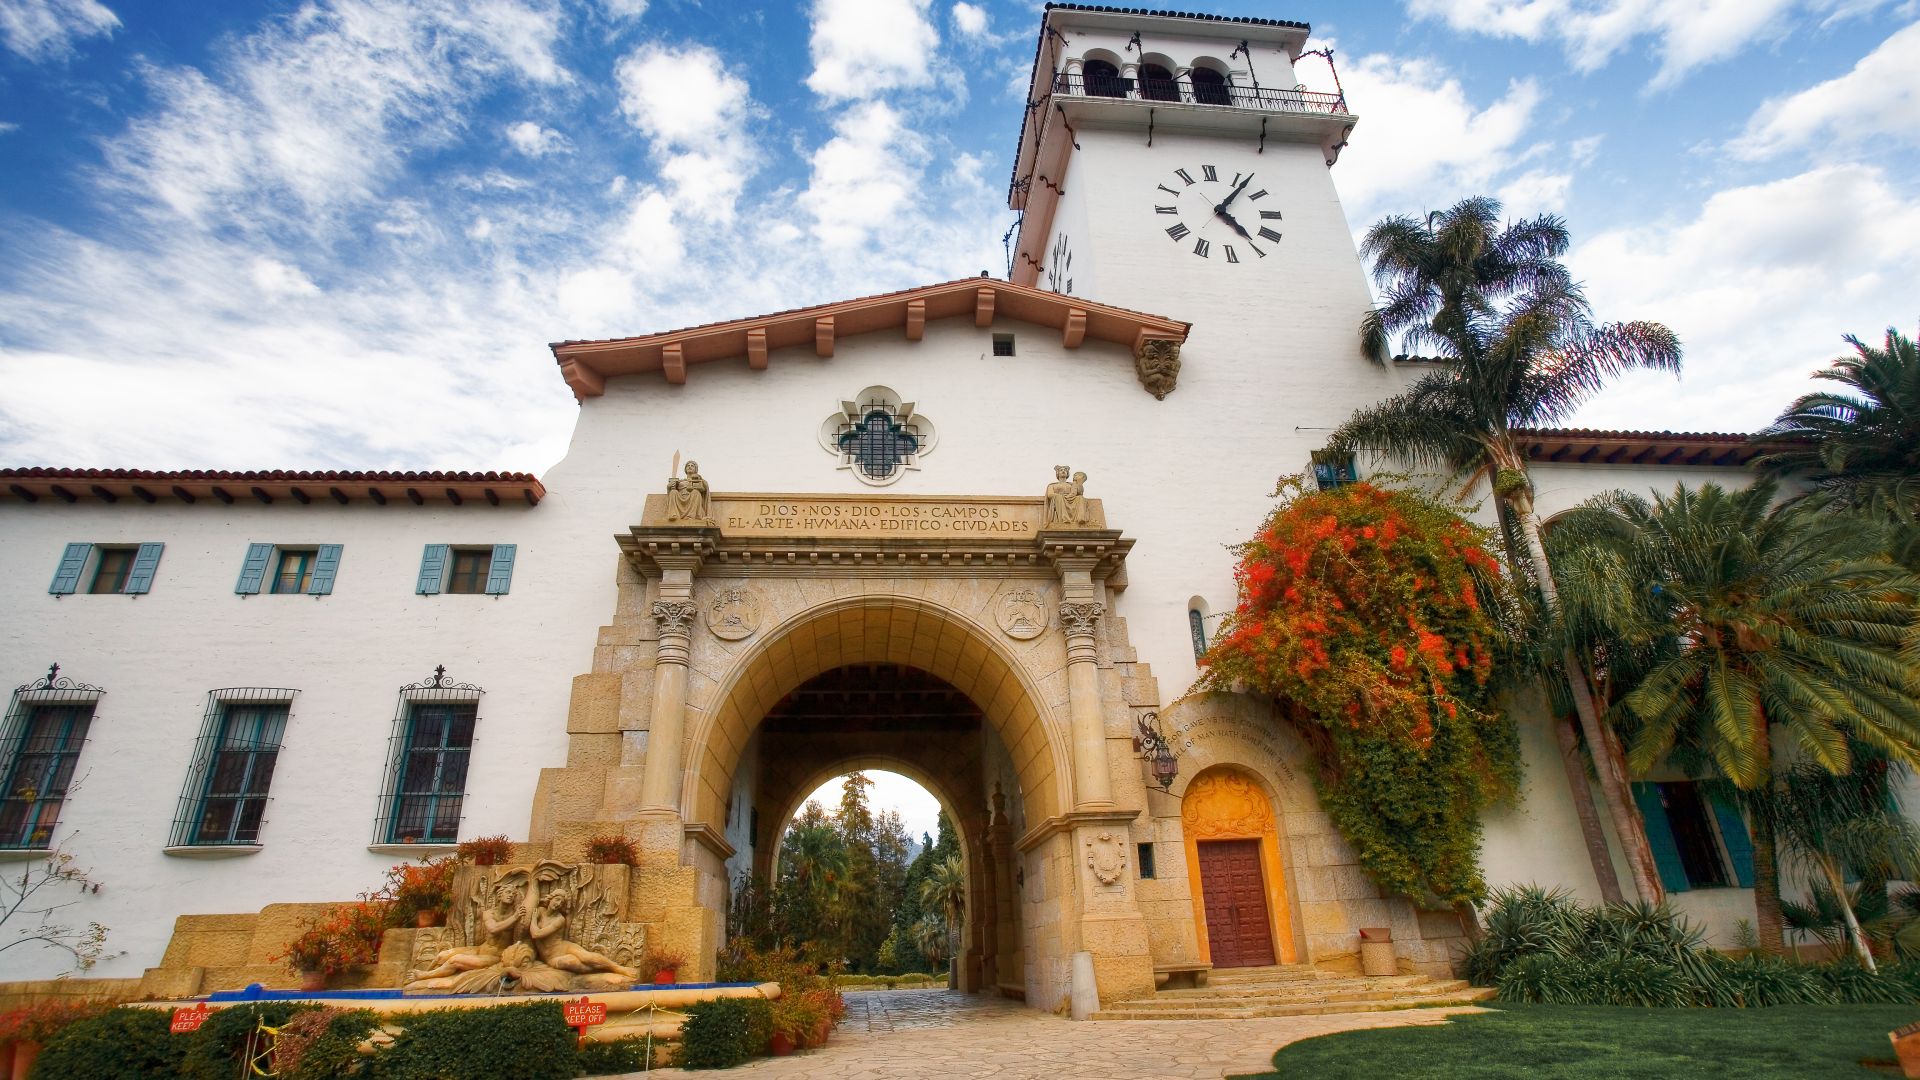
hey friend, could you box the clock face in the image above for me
[1047,233,1074,293]
[1151,164,1283,263]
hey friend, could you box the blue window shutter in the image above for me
[485,544,517,595]
[236,543,273,594]
[124,542,164,594]
[1631,782,1693,893]
[49,543,91,595]
[308,544,343,595]
[1709,795,1757,889]
[417,544,448,595]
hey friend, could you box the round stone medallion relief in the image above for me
[707,587,763,641]
[996,587,1048,640]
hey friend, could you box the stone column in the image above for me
[637,559,700,816]
[1058,599,1113,809]
[990,785,1019,993]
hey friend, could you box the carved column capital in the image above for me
[651,599,698,665]
[1058,600,1104,637]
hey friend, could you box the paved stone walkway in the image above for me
[632,988,1483,1079]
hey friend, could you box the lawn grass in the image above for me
[1233,1004,1920,1079]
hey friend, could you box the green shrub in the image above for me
[180,1001,317,1080]
[1820,959,1920,1004]
[30,1007,187,1080]
[369,1001,578,1080]
[578,1038,652,1076]
[678,997,773,1069]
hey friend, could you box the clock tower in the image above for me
[1008,4,1391,381]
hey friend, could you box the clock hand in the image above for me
[1214,174,1254,214]
[1214,207,1254,242]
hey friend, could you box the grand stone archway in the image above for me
[528,487,1172,1010]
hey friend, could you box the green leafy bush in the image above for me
[578,1038,652,1076]
[1468,884,1919,1007]
[179,1001,316,1080]
[30,1007,187,1080]
[677,997,773,1069]
[368,1001,578,1080]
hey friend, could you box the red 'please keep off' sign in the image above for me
[564,999,607,1028]
[170,1004,212,1034]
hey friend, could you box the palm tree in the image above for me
[1770,760,1920,969]
[1332,195,1683,905]
[918,853,966,981]
[1548,480,1920,951]
[1756,325,1920,520]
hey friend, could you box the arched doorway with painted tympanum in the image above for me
[1182,765,1296,968]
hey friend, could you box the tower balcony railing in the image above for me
[1052,72,1349,116]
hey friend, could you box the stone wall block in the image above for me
[565,673,623,735]
[566,731,622,769]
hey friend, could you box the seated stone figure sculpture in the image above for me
[529,890,641,985]
[405,878,527,986]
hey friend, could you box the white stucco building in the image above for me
[0,4,1792,1008]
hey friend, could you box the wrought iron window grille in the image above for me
[1311,450,1359,491]
[374,667,484,846]
[168,689,296,848]
[1,664,104,850]
[818,386,936,486]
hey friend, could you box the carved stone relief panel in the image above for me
[996,587,1049,640]
[707,586,763,641]
[1085,831,1128,887]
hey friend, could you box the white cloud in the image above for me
[1406,0,1892,88]
[0,0,117,61]
[104,0,569,227]
[0,121,18,134]
[1329,49,1542,223]
[248,256,320,298]
[799,101,921,248]
[615,42,760,221]
[505,120,570,157]
[1568,164,1920,432]
[601,0,646,19]
[1496,169,1572,213]
[951,2,988,37]
[806,0,940,101]
[1729,21,1920,159]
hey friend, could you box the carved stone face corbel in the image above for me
[1135,338,1181,400]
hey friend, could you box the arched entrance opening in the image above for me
[691,601,1055,996]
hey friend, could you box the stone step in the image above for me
[1090,987,1495,1021]
[1158,974,1437,996]
[1117,979,1478,1005]
[1099,986,1481,1011]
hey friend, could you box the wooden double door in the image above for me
[1197,838,1277,968]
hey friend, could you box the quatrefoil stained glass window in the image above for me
[817,386,937,486]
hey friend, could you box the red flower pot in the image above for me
[12,1040,41,1080]
[298,970,327,993]
[652,969,676,985]
[414,910,444,929]
[768,1032,795,1057]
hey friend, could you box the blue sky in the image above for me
[2,0,1917,474]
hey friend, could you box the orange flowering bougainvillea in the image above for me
[1199,479,1521,905]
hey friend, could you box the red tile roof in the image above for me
[0,468,543,507]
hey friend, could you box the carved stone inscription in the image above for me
[644,492,1105,537]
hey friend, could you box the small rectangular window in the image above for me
[0,703,95,849]
[446,549,492,594]
[389,702,478,844]
[270,549,316,594]
[992,333,1016,357]
[89,547,136,594]
[175,699,290,847]
[1660,782,1732,889]
[1138,841,1157,879]
[1312,451,1358,491]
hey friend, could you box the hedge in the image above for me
[677,996,773,1069]
[30,1007,187,1080]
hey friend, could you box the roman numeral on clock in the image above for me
[1193,238,1210,258]
[1248,189,1268,200]
[1225,245,1240,263]
[1155,205,1178,214]
[1231,172,1244,186]
[1157,184,1181,196]
[1174,168,1194,185]
[1259,210,1283,219]
[1258,227,1282,242]
[1165,223,1190,241]
[1202,165,1218,181]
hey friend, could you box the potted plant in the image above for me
[768,995,820,1056]
[584,833,639,866]
[456,835,514,866]
[276,927,337,992]
[383,857,455,928]
[644,948,688,986]
[273,901,387,992]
